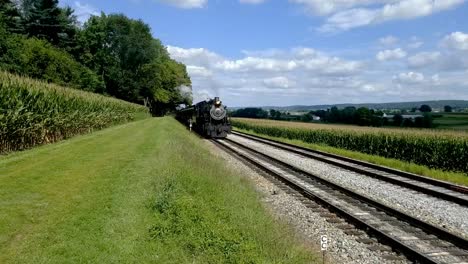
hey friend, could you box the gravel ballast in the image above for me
[228,134,468,239]
[205,139,407,264]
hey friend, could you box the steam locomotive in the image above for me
[176,97,231,138]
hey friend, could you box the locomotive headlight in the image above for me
[215,100,221,107]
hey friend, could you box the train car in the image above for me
[176,97,231,138]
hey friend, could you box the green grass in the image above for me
[235,128,468,187]
[0,117,316,263]
[434,113,468,130]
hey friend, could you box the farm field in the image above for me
[433,113,468,130]
[0,71,150,153]
[232,118,468,186]
[0,117,315,263]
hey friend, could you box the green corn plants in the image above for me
[0,71,150,153]
[232,119,468,174]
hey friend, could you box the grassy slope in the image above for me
[235,128,468,187]
[0,117,316,263]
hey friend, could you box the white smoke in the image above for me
[177,85,193,103]
[192,89,212,104]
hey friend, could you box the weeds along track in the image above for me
[231,131,468,207]
[212,137,468,264]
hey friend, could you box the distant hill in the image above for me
[238,100,468,112]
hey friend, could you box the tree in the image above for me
[355,107,371,126]
[79,13,190,111]
[444,105,453,112]
[232,108,268,118]
[393,114,403,126]
[419,104,432,113]
[422,113,433,128]
[269,109,281,120]
[402,118,414,127]
[22,0,73,45]
[0,0,23,33]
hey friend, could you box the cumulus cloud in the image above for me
[168,42,468,106]
[376,48,407,61]
[168,45,370,105]
[393,72,425,84]
[157,0,207,8]
[239,0,266,4]
[290,0,380,16]
[309,0,466,32]
[263,76,295,89]
[407,52,441,68]
[442,31,468,51]
[73,1,99,23]
[379,35,399,46]
[186,65,213,78]
[167,46,222,66]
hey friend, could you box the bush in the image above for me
[0,31,104,92]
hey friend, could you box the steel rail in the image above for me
[231,130,468,206]
[213,138,468,264]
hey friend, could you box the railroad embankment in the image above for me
[0,117,316,263]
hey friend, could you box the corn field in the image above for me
[232,118,468,174]
[0,72,150,153]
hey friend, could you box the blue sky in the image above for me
[59,0,468,107]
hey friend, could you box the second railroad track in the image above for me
[212,137,468,264]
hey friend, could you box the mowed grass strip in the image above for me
[234,128,468,187]
[0,117,316,263]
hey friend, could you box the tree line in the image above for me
[0,0,191,115]
[231,105,435,128]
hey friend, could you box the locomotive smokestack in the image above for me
[214,97,221,107]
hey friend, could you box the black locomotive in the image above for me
[176,97,231,138]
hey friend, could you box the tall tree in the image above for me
[22,0,77,47]
[79,13,191,113]
[0,0,23,33]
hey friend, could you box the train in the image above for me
[176,97,231,138]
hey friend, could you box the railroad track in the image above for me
[212,137,468,264]
[231,130,468,207]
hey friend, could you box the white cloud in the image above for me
[167,45,369,105]
[408,41,423,49]
[263,76,295,89]
[157,0,207,8]
[239,0,266,4]
[168,44,468,106]
[393,72,425,84]
[290,0,381,16]
[167,46,222,66]
[73,1,99,23]
[376,48,407,61]
[442,32,468,51]
[379,35,399,46]
[186,65,213,78]
[407,52,441,68]
[315,0,465,32]
[215,57,299,72]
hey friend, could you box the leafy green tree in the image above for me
[393,114,403,126]
[355,107,371,126]
[419,104,432,113]
[444,105,453,112]
[402,118,414,127]
[78,14,190,114]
